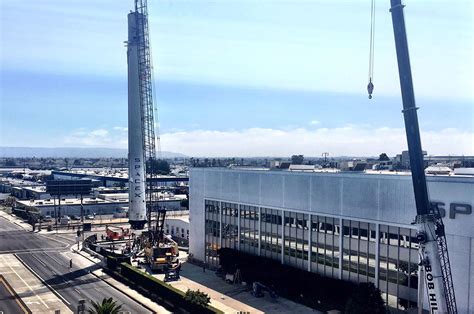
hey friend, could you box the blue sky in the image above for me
[1,0,473,156]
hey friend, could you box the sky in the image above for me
[0,0,473,157]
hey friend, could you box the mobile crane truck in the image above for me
[389,0,456,312]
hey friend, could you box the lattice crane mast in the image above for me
[133,0,165,240]
[127,0,165,237]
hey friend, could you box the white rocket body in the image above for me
[127,12,147,230]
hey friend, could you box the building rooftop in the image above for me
[16,196,127,207]
[191,167,474,182]
[53,169,189,182]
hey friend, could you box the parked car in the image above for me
[71,215,81,221]
[86,215,95,220]
[42,215,52,222]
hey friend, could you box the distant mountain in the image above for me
[0,147,187,159]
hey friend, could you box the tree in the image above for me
[291,155,304,165]
[184,289,210,307]
[4,196,16,207]
[5,159,16,167]
[147,159,170,175]
[345,282,385,314]
[88,297,123,314]
[378,153,390,161]
[180,198,189,209]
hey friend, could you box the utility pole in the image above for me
[322,152,329,163]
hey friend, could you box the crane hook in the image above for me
[367,78,374,99]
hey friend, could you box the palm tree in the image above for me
[87,297,123,314]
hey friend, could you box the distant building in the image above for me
[288,164,317,172]
[338,160,367,171]
[15,197,127,217]
[401,150,427,169]
[165,216,190,242]
[52,169,188,187]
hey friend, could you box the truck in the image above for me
[59,216,70,225]
[105,225,130,241]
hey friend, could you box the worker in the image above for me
[177,262,181,279]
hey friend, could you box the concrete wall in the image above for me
[165,218,189,239]
[189,168,474,312]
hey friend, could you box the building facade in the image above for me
[189,168,474,312]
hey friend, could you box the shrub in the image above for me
[344,282,385,314]
[184,289,211,307]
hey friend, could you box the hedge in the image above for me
[117,262,223,314]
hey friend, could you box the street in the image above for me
[0,216,151,313]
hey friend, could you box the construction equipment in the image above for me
[251,282,277,299]
[105,225,130,241]
[388,0,457,312]
[144,234,179,272]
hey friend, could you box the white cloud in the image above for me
[63,128,125,148]
[160,126,474,157]
[113,126,128,132]
[309,120,320,126]
[61,126,473,157]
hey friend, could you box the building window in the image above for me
[260,207,282,261]
[221,202,239,250]
[310,215,339,279]
[239,204,259,255]
[204,200,220,267]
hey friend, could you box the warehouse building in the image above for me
[16,197,128,217]
[52,169,188,187]
[189,168,474,312]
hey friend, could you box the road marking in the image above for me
[1,248,69,254]
[45,253,63,266]
[37,234,71,247]
[0,275,30,314]
[0,255,50,309]
[14,254,71,306]
[30,253,47,267]
[74,288,82,295]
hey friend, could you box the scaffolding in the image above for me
[133,0,162,235]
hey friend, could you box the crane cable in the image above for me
[367,0,376,99]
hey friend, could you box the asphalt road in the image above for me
[16,252,149,313]
[0,217,70,254]
[0,216,150,313]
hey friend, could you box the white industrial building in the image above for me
[16,197,128,217]
[189,168,474,312]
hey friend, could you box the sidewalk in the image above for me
[0,254,72,314]
[156,265,261,313]
[151,262,318,313]
[0,210,32,231]
[69,247,170,314]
